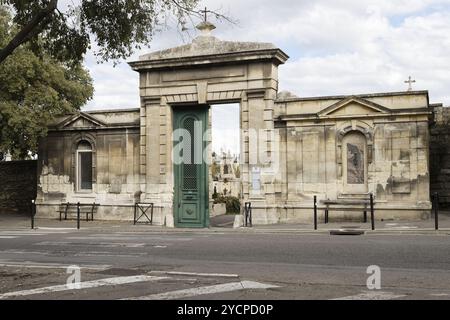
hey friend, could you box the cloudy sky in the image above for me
[76,0,450,152]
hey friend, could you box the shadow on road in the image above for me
[210,214,236,228]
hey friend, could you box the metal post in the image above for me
[325,208,329,224]
[370,193,375,231]
[249,203,252,228]
[134,203,137,225]
[31,200,35,230]
[151,204,154,225]
[77,202,81,230]
[434,193,439,231]
[314,196,318,230]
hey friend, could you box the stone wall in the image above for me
[0,160,37,215]
[430,106,450,208]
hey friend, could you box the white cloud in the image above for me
[82,0,450,110]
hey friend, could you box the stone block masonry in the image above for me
[0,160,37,215]
[430,106,450,208]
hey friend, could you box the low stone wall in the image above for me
[0,161,37,215]
[430,106,450,209]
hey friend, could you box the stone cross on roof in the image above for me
[405,76,416,92]
[196,7,216,36]
[200,7,212,23]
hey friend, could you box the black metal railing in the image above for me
[134,203,154,225]
[315,193,376,230]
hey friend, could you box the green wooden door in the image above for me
[173,107,209,228]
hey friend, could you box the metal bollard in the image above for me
[134,203,137,225]
[370,193,375,231]
[31,200,36,230]
[314,196,318,230]
[434,193,439,231]
[77,202,81,230]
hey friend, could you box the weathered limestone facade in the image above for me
[36,23,435,225]
[274,92,432,223]
[36,109,142,220]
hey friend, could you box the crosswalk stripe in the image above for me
[124,281,279,300]
[332,291,407,300]
[0,260,110,270]
[0,275,168,299]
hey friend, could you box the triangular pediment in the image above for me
[318,97,392,117]
[57,113,106,129]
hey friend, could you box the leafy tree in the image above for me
[0,7,93,159]
[0,0,231,65]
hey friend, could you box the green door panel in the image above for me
[173,106,209,228]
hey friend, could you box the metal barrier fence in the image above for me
[134,203,154,225]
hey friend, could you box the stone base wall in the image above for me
[430,106,450,208]
[0,161,37,215]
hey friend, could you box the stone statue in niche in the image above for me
[347,143,364,184]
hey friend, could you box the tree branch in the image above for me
[0,0,58,64]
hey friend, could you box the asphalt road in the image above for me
[0,227,449,300]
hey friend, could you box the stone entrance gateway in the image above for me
[36,20,433,225]
[128,21,289,228]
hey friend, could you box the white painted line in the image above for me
[0,233,49,236]
[0,236,18,239]
[0,260,110,270]
[124,281,279,300]
[0,275,169,300]
[36,228,76,231]
[151,271,239,278]
[35,241,146,248]
[430,293,450,297]
[332,291,407,300]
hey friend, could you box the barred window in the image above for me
[77,141,93,191]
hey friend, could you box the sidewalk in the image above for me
[1,213,449,235]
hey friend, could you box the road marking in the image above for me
[0,236,18,239]
[67,236,193,242]
[151,271,239,278]
[35,241,146,248]
[430,293,450,297]
[0,250,146,258]
[36,228,76,231]
[0,275,169,300]
[124,281,279,300]
[332,291,407,300]
[0,260,110,270]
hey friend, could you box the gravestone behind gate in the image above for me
[0,160,37,215]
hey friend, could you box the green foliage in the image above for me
[214,195,241,214]
[0,7,93,159]
[2,0,201,64]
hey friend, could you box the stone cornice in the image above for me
[129,49,289,72]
